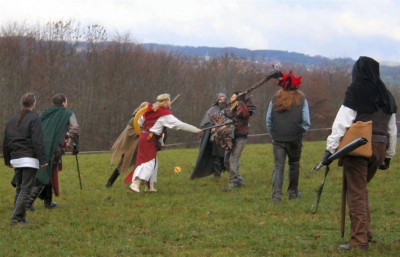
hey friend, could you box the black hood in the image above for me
[343,56,397,114]
[212,93,227,106]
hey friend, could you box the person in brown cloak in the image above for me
[105,101,149,188]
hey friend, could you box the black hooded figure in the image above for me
[190,93,228,179]
[319,56,397,251]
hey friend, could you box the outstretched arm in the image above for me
[151,115,201,134]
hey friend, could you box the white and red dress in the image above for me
[124,104,198,187]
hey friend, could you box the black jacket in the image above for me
[3,110,46,166]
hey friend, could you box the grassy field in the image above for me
[1,141,399,257]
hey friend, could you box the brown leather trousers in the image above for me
[342,142,386,247]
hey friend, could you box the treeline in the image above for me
[141,43,355,67]
[1,20,399,152]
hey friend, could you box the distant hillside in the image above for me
[141,43,400,86]
[141,43,355,66]
[381,61,400,67]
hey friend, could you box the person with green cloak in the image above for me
[26,93,80,210]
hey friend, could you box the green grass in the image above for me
[1,141,400,256]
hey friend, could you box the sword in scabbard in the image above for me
[310,137,369,173]
[75,154,83,190]
[310,137,368,214]
[341,172,347,238]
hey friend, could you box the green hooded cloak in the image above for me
[34,106,72,186]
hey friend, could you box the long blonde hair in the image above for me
[152,93,170,112]
[274,89,304,112]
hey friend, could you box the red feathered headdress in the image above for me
[277,70,302,90]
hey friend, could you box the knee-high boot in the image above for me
[26,185,45,211]
[42,184,57,209]
[213,156,223,178]
[105,168,120,188]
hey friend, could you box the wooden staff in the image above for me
[171,94,181,104]
[228,66,281,106]
[341,172,347,238]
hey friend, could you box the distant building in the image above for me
[204,51,210,61]
[75,46,86,53]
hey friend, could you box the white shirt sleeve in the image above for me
[150,114,198,134]
[326,105,357,154]
[386,113,397,158]
[68,113,80,135]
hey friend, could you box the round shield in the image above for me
[133,107,147,135]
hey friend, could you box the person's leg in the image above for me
[11,168,37,225]
[11,168,23,224]
[230,137,247,184]
[365,143,386,243]
[287,140,303,199]
[222,137,247,192]
[224,150,231,176]
[26,185,45,211]
[145,157,158,192]
[343,156,369,249]
[106,156,123,188]
[129,157,158,193]
[272,141,286,203]
[212,142,225,178]
[43,183,58,209]
[212,155,223,178]
[105,167,120,188]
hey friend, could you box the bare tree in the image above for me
[1,20,382,152]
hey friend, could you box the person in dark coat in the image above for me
[3,93,47,227]
[191,93,227,179]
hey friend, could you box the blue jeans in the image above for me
[224,137,247,185]
[272,140,303,201]
[11,167,38,223]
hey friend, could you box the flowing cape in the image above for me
[190,125,215,179]
[34,106,72,186]
[110,125,139,173]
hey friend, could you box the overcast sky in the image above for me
[1,0,399,63]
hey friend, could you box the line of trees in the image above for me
[1,20,399,152]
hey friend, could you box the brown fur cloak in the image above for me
[110,125,139,173]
